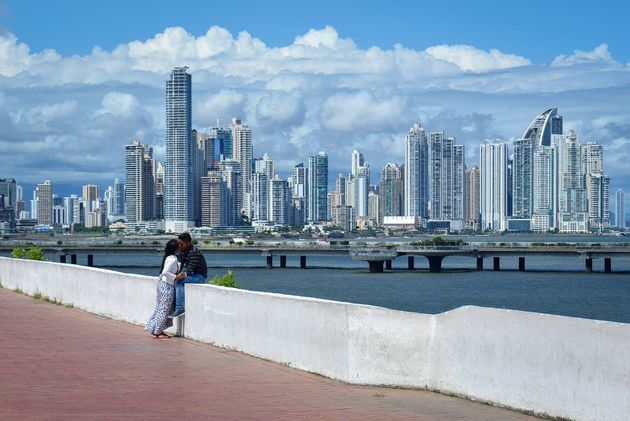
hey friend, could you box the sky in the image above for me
[1,0,629,202]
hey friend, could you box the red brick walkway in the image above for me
[1,288,541,420]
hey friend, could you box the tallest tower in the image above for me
[165,66,194,232]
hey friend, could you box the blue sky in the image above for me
[1,0,629,202]
[4,0,628,63]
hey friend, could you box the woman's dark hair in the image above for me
[159,239,180,274]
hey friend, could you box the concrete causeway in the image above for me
[0,288,541,420]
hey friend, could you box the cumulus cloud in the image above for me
[256,90,305,127]
[195,89,248,127]
[319,90,410,132]
[425,44,531,72]
[1,25,630,195]
[551,44,617,67]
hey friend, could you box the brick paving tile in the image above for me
[0,288,543,420]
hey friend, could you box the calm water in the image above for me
[4,247,630,324]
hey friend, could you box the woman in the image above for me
[144,239,186,339]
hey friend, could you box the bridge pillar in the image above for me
[493,257,500,271]
[59,254,66,263]
[368,261,384,273]
[519,257,525,272]
[426,256,444,273]
[385,260,392,270]
[280,255,287,268]
[87,254,94,267]
[266,255,273,269]
[585,258,593,273]
[300,256,307,269]
[604,257,612,273]
[476,257,483,271]
[71,254,77,265]
[407,256,414,270]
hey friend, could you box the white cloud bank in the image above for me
[0,26,629,195]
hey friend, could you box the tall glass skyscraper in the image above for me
[616,189,625,228]
[307,152,328,222]
[164,66,194,232]
[404,123,429,218]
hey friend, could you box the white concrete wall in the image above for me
[0,256,157,326]
[1,256,629,421]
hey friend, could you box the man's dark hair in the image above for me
[178,232,192,243]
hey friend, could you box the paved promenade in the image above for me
[1,288,541,420]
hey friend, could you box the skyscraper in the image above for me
[232,118,253,219]
[522,108,563,148]
[464,163,480,230]
[380,163,404,220]
[201,173,226,227]
[251,172,269,222]
[0,178,17,210]
[290,163,307,225]
[558,131,588,233]
[218,159,242,226]
[354,160,370,217]
[351,149,364,177]
[404,123,429,218]
[113,178,125,217]
[429,131,443,219]
[616,189,625,228]
[270,176,290,224]
[307,152,328,222]
[165,66,194,232]
[125,140,156,223]
[480,141,508,232]
[512,138,533,219]
[452,144,465,225]
[531,145,558,232]
[36,180,53,225]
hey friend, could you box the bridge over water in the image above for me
[4,242,630,273]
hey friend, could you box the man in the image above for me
[169,232,207,318]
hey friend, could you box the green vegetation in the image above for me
[57,240,63,245]
[11,246,46,261]
[208,270,241,289]
[33,291,42,300]
[246,240,255,245]
[26,246,46,261]
[410,237,467,247]
[11,248,25,259]
[13,287,22,293]
[192,239,198,245]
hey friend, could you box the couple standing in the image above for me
[144,232,208,339]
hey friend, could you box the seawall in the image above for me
[1,256,628,421]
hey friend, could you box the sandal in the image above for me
[152,333,170,339]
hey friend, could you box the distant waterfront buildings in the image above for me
[380,163,404,221]
[232,117,253,220]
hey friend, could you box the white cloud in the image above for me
[256,90,305,126]
[425,44,531,72]
[1,26,630,194]
[319,90,410,132]
[551,44,617,67]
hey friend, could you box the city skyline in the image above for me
[1,2,629,205]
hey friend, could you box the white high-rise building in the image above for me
[429,131,443,219]
[232,118,253,218]
[353,159,370,218]
[251,172,269,222]
[351,149,364,177]
[616,189,625,228]
[558,131,589,233]
[270,176,290,224]
[218,159,242,226]
[404,123,429,218]
[531,145,558,232]
[164,66,194,232]
[480,141,508,232]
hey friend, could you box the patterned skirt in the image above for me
[144,280,175,336]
